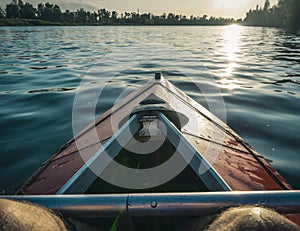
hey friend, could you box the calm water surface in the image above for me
[0,26,299,193]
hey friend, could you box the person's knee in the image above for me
[205,206,300,231]
[0,199,67,231]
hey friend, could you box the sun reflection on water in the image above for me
[218,24,244,90]
[222,24,243,61]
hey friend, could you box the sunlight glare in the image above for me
[219,25,243,90]
[218,78,238,90]
[222,24,243,61]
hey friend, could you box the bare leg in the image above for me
[205,206,300,231]
[0,199,67,231]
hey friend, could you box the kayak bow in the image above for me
[13,72,300,226]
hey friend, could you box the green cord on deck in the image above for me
[109,213,121,231]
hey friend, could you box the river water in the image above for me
[0,25,299,193]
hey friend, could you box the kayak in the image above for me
[12,73,300,226]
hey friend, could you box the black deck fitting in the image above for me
[155,72,162,80]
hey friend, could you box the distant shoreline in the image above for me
[0,1,236,27]
[0,18,237,27]
[0,0,298,29]
[2,19,299,35]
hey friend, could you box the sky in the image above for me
[0,0,278,19]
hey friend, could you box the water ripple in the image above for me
[0,26,299,193]
[27,87,76,93]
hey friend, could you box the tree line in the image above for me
[0,0,299,28]
[0,0,235,25]
[243,0,300,29]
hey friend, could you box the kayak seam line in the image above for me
[157,82,290,190]
[71,82,158,142]
[51,138,111,162]
[233,138,290,190]
[182,131,251,154]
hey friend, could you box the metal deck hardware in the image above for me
[139,116,161,137]
[57,112,230,194]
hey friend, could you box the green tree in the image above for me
[86,11,97,23]
[263,0,270,25]
[263,0,270,11]
[98,8,109,23]
[17,0,23,9]
[111,10,118,23]
[40,2,53,21]
[167,13,176,23]
[283,0,300,28]
[62,10,74,23]
[38,2,62,22]
[52,4,62,21]
[131,12,139,23]
[37,3,43,18]
[20,2,36,19]
[244,0,299,29]
[5,1,20,18]
[124,12,130,22]
[140,13,150,24]
[76,8,87,23]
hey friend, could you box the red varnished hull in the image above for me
[17,77,299,225]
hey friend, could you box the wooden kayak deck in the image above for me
[16,75,300,226]
[18,77,292,194]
